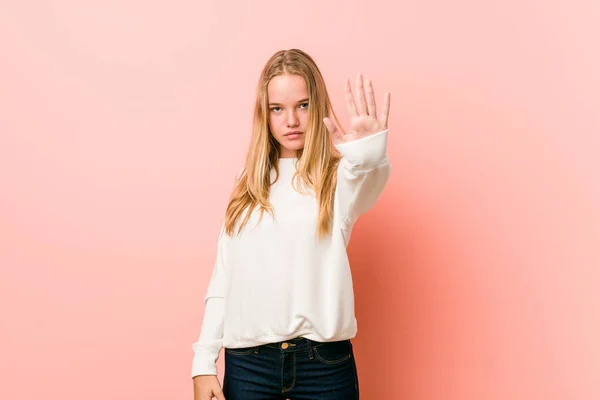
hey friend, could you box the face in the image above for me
[267,74,309,158]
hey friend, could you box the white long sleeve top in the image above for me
[191,129,390,378]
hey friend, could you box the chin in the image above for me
[278,139,305,151]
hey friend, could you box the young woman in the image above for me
[191,48,391,400]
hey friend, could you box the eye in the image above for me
[270,107,282,113]
[299,102,309,110]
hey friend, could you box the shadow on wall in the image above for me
[349,187,470,399]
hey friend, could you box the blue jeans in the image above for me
[222,337,359,399]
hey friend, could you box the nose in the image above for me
[286,110,299,127]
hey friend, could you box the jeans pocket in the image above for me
[224,346,257,356]
[313,340,353,364]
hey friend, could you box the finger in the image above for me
[355,73,368,115]
[215,389,226,400]
[323,117,343,142]
[379,92,391,128]
[344,79,357,117]
[365,78,377,117]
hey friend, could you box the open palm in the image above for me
[324,73,391,144]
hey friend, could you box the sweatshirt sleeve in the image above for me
[335,129,391,229]
[191,226,228,378]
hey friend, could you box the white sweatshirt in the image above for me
[191,129,390,377]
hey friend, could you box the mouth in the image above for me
[284,131,303,139]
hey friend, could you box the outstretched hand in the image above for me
[324,73,391,145]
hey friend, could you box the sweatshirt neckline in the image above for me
[277,157,298,165]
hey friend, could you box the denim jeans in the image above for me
[222,336,359,399]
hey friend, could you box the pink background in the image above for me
[1,1,599,399]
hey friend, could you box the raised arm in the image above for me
[324,73,392,227]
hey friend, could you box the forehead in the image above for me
[267,74,308,103]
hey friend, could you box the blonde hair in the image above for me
[224,49,343,238]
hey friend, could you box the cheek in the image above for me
[269,115,283,134]
[300,111,309,126]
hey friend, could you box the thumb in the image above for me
[323,117,343,143]
[215,390,226,400]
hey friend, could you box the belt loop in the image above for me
[307,339,314,360]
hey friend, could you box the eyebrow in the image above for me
[268,98,309,106]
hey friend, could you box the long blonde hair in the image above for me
[224,49,343,238]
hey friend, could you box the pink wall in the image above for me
[1,1,598,399]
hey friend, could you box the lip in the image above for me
[284,131,303,137]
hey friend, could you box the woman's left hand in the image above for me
[324,73,391,145]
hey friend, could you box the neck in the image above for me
[279,147,298,159]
